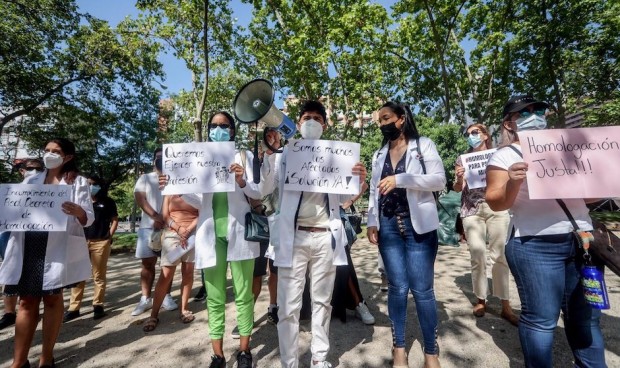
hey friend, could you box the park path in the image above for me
[1,239,619,367]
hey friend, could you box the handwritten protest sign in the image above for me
[284,139,360,195]
[461,148,497,189]
[162,142,236,195]
[520,126,620,199]
[0,184,70,232]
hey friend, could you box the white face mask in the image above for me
[23,169,38,178]
[516,114,547,131]
[43,152,64,169]
[300,119,323,139]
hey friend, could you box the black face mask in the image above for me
[380,121,402,141]
[155,157,163,171]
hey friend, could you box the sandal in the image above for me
[181,310,195,324]
[142,316,159,332]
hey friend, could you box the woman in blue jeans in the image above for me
[486,95,606,368]
[367,102,446,368]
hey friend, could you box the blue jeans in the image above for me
[378,214,439,354]
[506,233,606,368]
[0,231,9,260]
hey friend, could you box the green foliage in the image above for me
[416,115,468,187]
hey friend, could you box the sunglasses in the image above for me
[518,108,546,118]
[211,123,231,129]
[26,167,43,171]
[464,129,481,138]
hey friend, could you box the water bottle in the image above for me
[580,265,610,310]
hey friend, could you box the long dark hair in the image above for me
[48,138,79,175]
[380,101,420,146]
[207,111,236,142]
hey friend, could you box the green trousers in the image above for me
[203,237,255,339]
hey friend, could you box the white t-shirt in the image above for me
[488,144,592,237]
[296,192,330,228]
[133,172,163,229]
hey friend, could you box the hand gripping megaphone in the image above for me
[233,79,297,139]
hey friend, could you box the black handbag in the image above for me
[347,204,363,235]
[244,211,270,242]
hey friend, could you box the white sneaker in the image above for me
[310,360,332,368]
[131,297,153,316]
[162,294,178,311]
[355,301,375,325]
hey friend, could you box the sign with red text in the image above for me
[0,184,71,232]
[284,139,361,195]
[161,142,235,195]
[461,148,497,189]
[520,126,620,199]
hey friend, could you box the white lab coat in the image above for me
[367,137,446,233]
[0,171,95,290]
[182,150,262,269]
[261,146,354,268]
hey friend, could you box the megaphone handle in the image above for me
[263,127,284,154]
[253,121,261,184]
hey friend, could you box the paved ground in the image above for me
[1,239,619,368]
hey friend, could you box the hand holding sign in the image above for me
[0,184,71,232]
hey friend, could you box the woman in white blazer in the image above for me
[366,102,446,368]
[0,138,94,368]
[179,112,261,368]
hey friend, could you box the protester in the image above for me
[174,111,260,368]
[250,139,282,329]
[142,194,199,331]
[262,100,367,368]
[0,138,94,368]
[331,182,375,325]
[367,102,445,368]
[486,95,607,367]
[0,159,44,331]
[453,124,518,326]
[132,148,177,316]
[64,175,119,322]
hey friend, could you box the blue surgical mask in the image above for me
[90,185,101,196]
[467,134,483,148]
[209,126,231,142]
[516,114,547,131]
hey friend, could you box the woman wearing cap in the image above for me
[486,95,606,367]
[453,123,517,325]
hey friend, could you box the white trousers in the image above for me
[277,230,336,368]
[462,202,511,300]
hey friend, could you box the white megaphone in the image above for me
[233,79,296,139]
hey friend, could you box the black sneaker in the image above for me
[93,305,106,320]
[63,310,80,323]
[237,350,253,368]
[208,355,226,368]
[0,312,16,329]
[194,286,207,302]
[267,306,279,324]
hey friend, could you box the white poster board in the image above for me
[0,184,71,232]
[461,148,497,189]
[284,139,361,195]
[162,142,236,195]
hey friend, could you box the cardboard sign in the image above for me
[0,184,71,232]
[161,142,236,195]
[461,148,497,189]
[520,126,620,199]
[284,139,361,195]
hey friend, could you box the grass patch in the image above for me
[112,232,138,254]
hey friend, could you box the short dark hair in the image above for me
[299,100,327,123]
[380,101,420,146]
[153,147,162,160]
[88,174,108,199]
[207,111,236,141]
